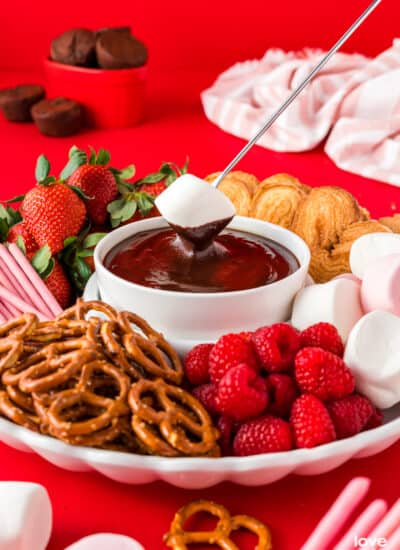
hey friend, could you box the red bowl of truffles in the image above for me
[44,27,147,129]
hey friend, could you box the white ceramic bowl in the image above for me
[94,216,310,353]
[0,405,398,488]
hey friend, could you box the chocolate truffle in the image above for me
[50,28,96,67]
[96,30,148,69]
[96,26,131,37]
[0,84,45,122]
[31,97,84,137]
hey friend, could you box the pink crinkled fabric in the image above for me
[201,40,400,186]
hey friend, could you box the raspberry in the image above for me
[184,343,213,385]
[266,374,298,417]
[291,394,336,448]
[192,384,220,416]
[364,407,384,430]
[209,333,258,384]
[217,416,239,456]
[300,323,344,357]
[327,395,374,439]
[233,415,293,456]
[238,331,253,343]
[252,323,300,373]
[217,363,268,421]
[295,347,355,401]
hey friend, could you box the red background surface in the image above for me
[0,0,399,548]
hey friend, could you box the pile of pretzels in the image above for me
[0,300,220,457]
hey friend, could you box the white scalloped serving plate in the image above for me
[0,405,399,488]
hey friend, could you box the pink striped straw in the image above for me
[368,499,400,547]
[0,244,55,318]
[301,478,371,550]
[333,499,388,550]
[0,300,13,320]
[385,525,400,549]
[0,258,23,316]
[0,245,33,305]
[8,244,62,317]
[0,308,6,323]
[0,285,50,321]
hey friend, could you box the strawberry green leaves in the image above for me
[134,159,189,187]
[0,204,22,241]
[61,229,106,291]
[107,192,155,228]
[31,244,55,279]
[107,197,137,228]
[60,148,87,180]
[35,155,56,186]
[107,158,189,228]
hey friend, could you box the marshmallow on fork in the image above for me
[154,174,235,232]
[291,278,363,342]
[0,482,52,550]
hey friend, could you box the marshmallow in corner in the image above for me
[65,533,145,550]
[0,482,52,550]
[291,278,363,342]
[350,232,400,280]
[154,173,236,227]
[344,310,400,409]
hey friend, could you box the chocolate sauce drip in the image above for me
[169,216,233,250]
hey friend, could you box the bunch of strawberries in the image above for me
[2,146,187,309]
[184,322,383,456]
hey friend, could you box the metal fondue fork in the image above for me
[212,0,383,189]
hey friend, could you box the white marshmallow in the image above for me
[333,273,361,285]
[291,278,363,342]
[361,253,400,315]
[344,310,400,409]
[65,533,145,550]
[0,482,52,550]
[154,173,235,227]
[349,233,400,279]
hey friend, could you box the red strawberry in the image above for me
[217,363,268,421]
[43,258,73,309]
[295,347,355,401]
[233,415,293,456]
[7,222,38,256]
[184,343,213,386]
[62,147,119,225]
[209,333,258,384]
[68,165,117,225]
[21,156,86,254]
[252,323,300,373]
[291,394,337,448]
[140,181,168,197]
[266,374,298,417]
[300,323,344,357]
[327,394,373,439]
[107,160,188,227]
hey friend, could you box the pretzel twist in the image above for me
[164,500,272,550]
[118,312,183,384]
[129,379,219,457]
[0,387,40,432]
[46,360,130,437]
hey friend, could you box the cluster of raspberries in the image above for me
[184,322,383,456]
